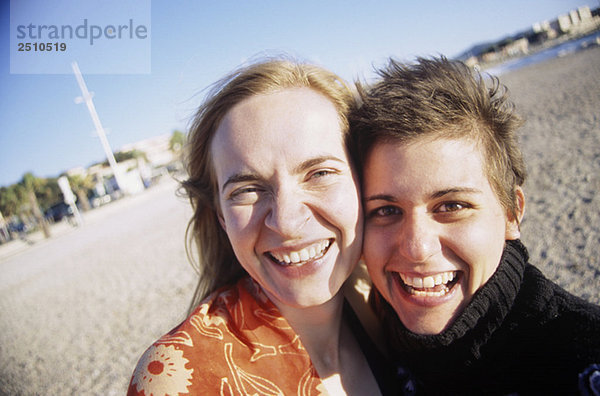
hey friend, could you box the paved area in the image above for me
[0,178,198,395]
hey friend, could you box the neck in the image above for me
[271,287,383,396]
[275,292,345,376]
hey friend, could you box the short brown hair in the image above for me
[182,57,354,312]
[350,56,526,221]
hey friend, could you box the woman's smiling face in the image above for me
[362,137,522,334]
[210,87,363,310]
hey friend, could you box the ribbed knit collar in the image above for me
[380,239,529,360]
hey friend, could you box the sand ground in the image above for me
[0,178,196,395]
[500,45,600,304]
[0,46,598,395]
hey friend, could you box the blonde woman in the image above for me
[127,59,390,395]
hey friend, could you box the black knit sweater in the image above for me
[375,239,600,395]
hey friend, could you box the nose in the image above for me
[396,213,440,263]
[264,188,310,237]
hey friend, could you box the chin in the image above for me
[275,286,338,309]
[405,319,448,335]
[396,308,455,335]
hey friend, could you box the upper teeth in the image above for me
[270,240,330,264]
[400,271,456,289]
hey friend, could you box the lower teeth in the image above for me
[406,285,450,297]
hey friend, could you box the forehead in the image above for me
[210,88,348,178]
[364,137,492,192]
[214,87,344,146]
[369,136,483,164]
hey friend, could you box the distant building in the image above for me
[532,20,558,40]
[570,9,581,25]
[556,6,599,34]
[463,56,479,68]
[459,5,600,67]
[65,166,87,178]
[504,37,529,57]
[118,133,175,168]
[65,133,180,205]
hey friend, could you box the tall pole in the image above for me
[71,61,124,192]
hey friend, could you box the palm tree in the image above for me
[169,130,186,172]
[68,174,94,212]
[21,173,51,238]
[0,185,23,218]
[169,130,186,153]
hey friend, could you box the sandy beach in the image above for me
[0,46,598,395]
[0,178,197,395]
[499,45,600,304]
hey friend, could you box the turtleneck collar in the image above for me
[375,239,529,359]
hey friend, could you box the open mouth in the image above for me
[267,239,332,266]
[396,271,460,297]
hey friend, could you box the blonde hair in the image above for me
[182,58,354,312]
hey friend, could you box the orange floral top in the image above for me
[127,277,328,395]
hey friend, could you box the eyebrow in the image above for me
[222,173,261,193]
[364,187,482,203]
[429,187,482,199]
[364,194,397,203]
[221,155,345,193]
[293,155,345,174]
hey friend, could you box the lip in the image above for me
[263,238,335,278]
[266,238,332,263]
[390,271,461,307]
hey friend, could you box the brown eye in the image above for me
[312,170,332,178]
[229,186,262,204]
[437,202,466,212]
[368,205,401,218]
[234,187,258,195]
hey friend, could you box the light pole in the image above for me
[71,61,125,192]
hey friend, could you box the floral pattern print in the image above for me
[128,277,327,395]
[130,344,193,396]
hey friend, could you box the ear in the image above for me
[505,186,525,240]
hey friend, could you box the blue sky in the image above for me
[0,0,590,187]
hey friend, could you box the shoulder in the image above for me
[518,264,600,328]
[488,263,600,393]
[127,278,320,396]
[127,281,250,395]
[507,264,600,386]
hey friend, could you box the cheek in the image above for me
[363,225,390,270]
[222,206,260,243]
[450,218,506,290]
[319,183,362,239]
[363,227,395,302]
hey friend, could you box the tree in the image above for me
[36,177,62,212]
[68,174,94,212]
[21,172,51,238]
[99,149,147,167]
[169,130,186,153]
[0,185,24,218]
[169,130,186,170]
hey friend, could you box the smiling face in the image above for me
[210,87,362,310]
[363,137,522,334]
